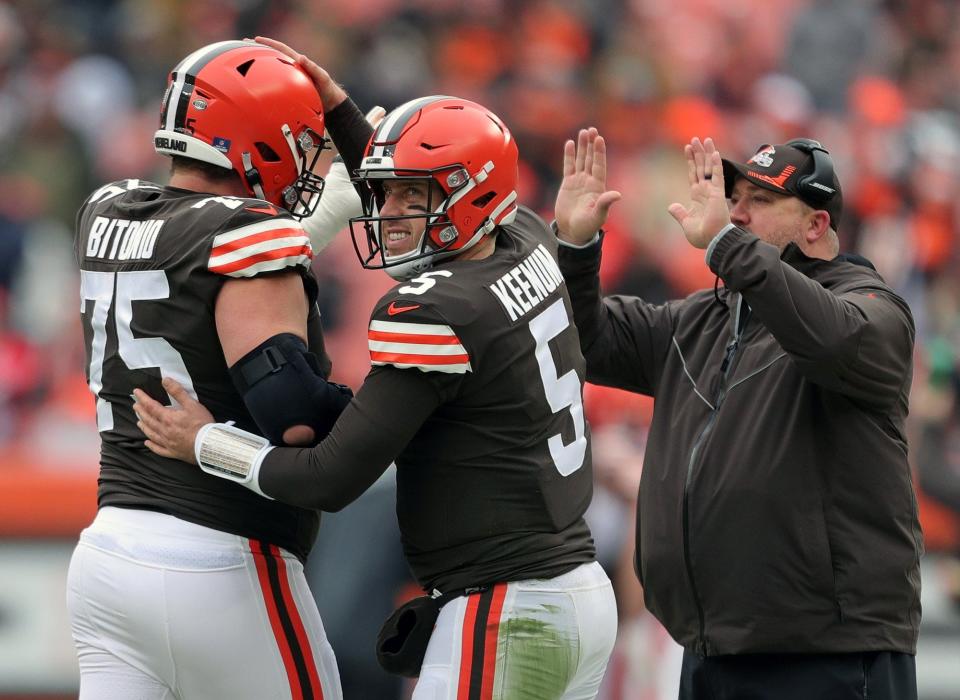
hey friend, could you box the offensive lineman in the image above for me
[134,40,621,700]
[68,41,359,699]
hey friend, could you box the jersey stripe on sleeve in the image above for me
[208,219,313,277]
[368,319,472,374]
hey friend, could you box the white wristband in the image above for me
[195,423,275,499]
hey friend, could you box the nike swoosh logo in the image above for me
[246,204,279,216]
[387,301,422,315]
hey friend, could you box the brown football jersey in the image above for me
[365,206,596,590]
[76,178,324,560]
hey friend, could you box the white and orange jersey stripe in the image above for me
[368,319,472,374]
[208,218,313,277]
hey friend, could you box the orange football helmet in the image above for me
[154,40,327,218]
[350,96,519,279]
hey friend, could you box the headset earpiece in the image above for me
[785,138,837,205]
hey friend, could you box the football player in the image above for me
[133,39,622,700]
[67,40,369,699]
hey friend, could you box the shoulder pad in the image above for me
[208,207,313,278]
[83,178,163,208]
[506,206,557,250]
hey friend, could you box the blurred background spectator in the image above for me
[2,0,960,698]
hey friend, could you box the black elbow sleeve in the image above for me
[229,333,353,445]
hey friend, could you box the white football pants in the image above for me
[414,561,617,700]
[66,506,342,700]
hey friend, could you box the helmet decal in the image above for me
[160,40,250,136]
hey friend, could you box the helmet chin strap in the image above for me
[385,254,433,281]
[241,151,267,201]
[281,124,303,172]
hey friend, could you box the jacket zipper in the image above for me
[681,295,748,655]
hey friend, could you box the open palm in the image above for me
[667,137,731,249]
[555,128,621,245]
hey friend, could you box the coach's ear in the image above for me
[803,208,831,246]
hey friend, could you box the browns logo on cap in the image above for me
[722,141,843,230]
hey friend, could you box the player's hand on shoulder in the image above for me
[555,127,621,245]
[133,378,214,464]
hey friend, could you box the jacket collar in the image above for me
[782,242,886,288]
[781,242,877,270]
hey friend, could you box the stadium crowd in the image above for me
[2,0,960,698]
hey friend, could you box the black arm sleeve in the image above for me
[258,366,443,511]
[557,234,678,395]
[324,97,375,177]
[229,333,353,445]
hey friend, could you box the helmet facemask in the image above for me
[276,125,328,220]
[351,168,482,280]
[347,96,520,280]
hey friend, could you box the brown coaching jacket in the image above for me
[558,225,923,656]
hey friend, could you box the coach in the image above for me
[555,131,922,700]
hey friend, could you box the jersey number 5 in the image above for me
[80,270,196,432]
[529,298,586,476]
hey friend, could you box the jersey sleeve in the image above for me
[258,362,444,511]
[367,317,471,374]
[207,207,313,278]
[366,291,472,402]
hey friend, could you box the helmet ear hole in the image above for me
[255,142,282,162]
[471,191,495,208]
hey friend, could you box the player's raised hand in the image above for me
[133,378,214,464]
[667,136,730,249]
[254,36,348,110]
[555,127,621,246]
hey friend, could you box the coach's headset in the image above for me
[784,137,838,206]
